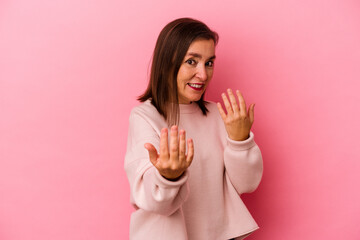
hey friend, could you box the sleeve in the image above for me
[223,131,263,195]
[124,109,190,216]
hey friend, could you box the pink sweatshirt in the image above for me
[124,99,263,240]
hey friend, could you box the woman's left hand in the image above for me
[217,89,255,141]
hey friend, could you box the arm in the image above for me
[223,131,263,194]
[124,110,191,216]
[217,89,263,194]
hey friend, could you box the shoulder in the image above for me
[204,100,221,118]
[130,99,160,119]
[203,100,224,125]
[129,100,166,131]
[204,100,219,112]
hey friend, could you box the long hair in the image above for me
[138,17,219,125]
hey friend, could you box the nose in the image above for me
[195,64,207,81]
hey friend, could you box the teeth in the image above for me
[188,83,202,88]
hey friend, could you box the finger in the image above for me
[221,92,233,115]
[144,143,159,167]
[227,89,239,113]
[216,102,227,121]
[236,90,247,116]
[249,103,255,124]
[185,138,194,167]
[179,129,186,161]
[159,128,169,157]
[169,125,179,160]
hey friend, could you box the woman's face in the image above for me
[176,38,216,104]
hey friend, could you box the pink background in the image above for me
[1,0,359,239]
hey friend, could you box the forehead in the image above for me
[186,39,215,57]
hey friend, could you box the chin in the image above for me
[180,91,205,104]
[190,95,203,102]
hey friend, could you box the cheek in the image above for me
[183,68,193,78]
[178,70,192,84]
[177,68,185,81]
[207,69,214,80]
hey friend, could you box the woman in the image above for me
[124,17,263,240]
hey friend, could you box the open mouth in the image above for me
[187,83,204,91]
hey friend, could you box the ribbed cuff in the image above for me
[226,131,256,151]
[153,168,189,188]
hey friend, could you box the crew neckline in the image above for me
[145,99,200,114]
[179,102,199,114]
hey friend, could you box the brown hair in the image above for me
[138,17,219,125]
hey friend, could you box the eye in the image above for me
[185,59,196,65]
[206,61,214,67]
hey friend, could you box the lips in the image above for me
[187,83,204,91]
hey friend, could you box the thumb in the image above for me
[144,143,158,166]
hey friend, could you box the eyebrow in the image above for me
[186,52,216,60]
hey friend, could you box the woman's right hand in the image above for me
[144,125,194,181]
